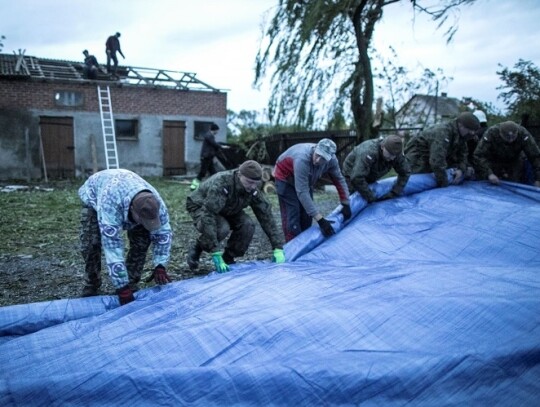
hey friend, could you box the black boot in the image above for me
[222,250,236,265]
[187,242,203,271]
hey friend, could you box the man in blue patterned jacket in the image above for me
[78,169,173,305]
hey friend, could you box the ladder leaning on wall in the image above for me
[97,86,120,169]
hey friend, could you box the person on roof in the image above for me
[82,50,99,80]
[343,135,411,203]
[186,160,285,273]
[190,123,226,191]
[474,120,540,187]
[405,112,480,187]
[78,169,173,305]
[273,138,351,242]
[105,32,125,77]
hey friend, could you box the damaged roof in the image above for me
[0,52,221,92]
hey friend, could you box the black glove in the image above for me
[378,190,398,201]
[117,285,134,306]
[145,265,172,285]
[317,218,336,238]
[340,204,352,221]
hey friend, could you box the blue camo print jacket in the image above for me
[78,169,173,288]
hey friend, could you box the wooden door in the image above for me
[163,120,186,176]
[39,116,75,178]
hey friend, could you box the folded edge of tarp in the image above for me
[284,170,450,262]
[0,287,161,340]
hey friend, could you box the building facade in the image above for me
[0,53,227,180]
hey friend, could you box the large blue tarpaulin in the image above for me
[1,174,539,406]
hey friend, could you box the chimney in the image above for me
[441,92,448,97]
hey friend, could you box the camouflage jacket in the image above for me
[186,169,284,250]
[343,138,411,202]
[405,119,468,186]
[474,124,540,180]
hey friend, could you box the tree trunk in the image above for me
[350,5,376,144]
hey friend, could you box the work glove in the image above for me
[145,264,172,285]
[451,169,464,185]
[272,248,285,264]
[365,193,376,204]
[212,251,230,273]
[378,190,398,201]
[488,173,500,185]
[317,218,336,238]
[340,203,352,221]
[116,285,134,306]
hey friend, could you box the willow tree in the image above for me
[255,0,476,143]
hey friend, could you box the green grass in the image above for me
[0,176,337,270]
[0,178,195,270]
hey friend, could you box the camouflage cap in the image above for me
[315,138,336,161]
[457,112,481,131]
[499,121,519,142]
[381,135,403,155]
[131,191,161,231]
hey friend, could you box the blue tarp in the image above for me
[1,173,539,406]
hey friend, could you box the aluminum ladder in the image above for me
[97,86,119,169]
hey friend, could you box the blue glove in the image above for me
[272,248,285,263]
[212,252,230,273]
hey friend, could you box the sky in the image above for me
[2,0,540,116]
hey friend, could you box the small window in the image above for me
[194,121,215,140]
[54,91,84,107]
[115,119,138,140]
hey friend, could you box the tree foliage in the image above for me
[497,59,540,123]
[255,0,476,143]
[0,35,5,52]
[374,46,452,129]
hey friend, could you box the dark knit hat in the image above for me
[210,123,219,131]
[457,112,481,131]
[499,121,519,141]
[239,160,262,181]
[131,191,161,231]
[381,135,403,155]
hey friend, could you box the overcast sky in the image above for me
[2,0,540,115]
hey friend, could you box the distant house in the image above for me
[393,93,462,132]
[0,52,227,180]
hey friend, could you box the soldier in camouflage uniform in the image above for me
[343,135,411,203]
[405,112,480,187]
[186,160,285,273]
[78,169,173,305]
[474,121,540,187]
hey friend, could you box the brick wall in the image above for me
[0,79,227,117]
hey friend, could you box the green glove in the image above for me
[212,251,230,273]
[272,248,285,264]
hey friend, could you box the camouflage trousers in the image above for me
[189,207,255,256]
[79,206,151,290]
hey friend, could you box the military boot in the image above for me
[81,285,99,297]
[187,242,203,271]
[222,250,236,265]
